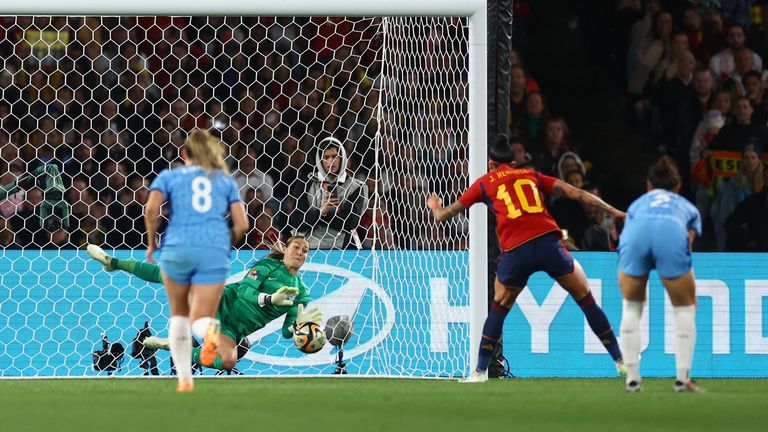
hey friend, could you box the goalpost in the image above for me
[0,0,487,377]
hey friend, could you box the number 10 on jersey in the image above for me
[496,179,544,219]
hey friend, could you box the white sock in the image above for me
[674,305,697,383]
[191,317,214,340]
[620,300,644,384]
[169,316,192,382]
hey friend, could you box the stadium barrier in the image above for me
[1,251,765,377]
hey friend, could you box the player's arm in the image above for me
[427,193,467,222]
[550,179,626,220]
[144,189,164,263]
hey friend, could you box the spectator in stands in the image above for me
[563,168,586,190]
[251,206,280,249]
[509,64,529,134]
[681,4,704,56]
[288,137,369,249]
[710,97,768,153]
[742,71,768,124]
[692,67,715,120]
[580,183,617,251]
[509,48,540,92]
[709,23,762,83]
[725,165,768,251]
[652,31,690,86]
[556,151,587,181]
[627,8,671,98]
[720,47,759,98]
[711,143,765,250]
[535,117,573,177]
[696,5,726,65]
[233,147,274,202]
[550,182,613,251]
[510,137,534,168]
[711,88,734,122]
[522,92,547,144]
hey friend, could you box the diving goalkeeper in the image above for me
[87,236,322,371]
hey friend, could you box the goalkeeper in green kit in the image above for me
[87,236,322,371]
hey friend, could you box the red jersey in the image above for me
[458,165,561,251]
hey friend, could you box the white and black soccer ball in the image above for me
[293,322,326,354]
[324,315,354,347]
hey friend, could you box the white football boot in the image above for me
[87,244,115,272]
[674,379,704,393]
[142,336,170,350]
[459,370,488,383]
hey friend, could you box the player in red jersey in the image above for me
[427,136,627,382]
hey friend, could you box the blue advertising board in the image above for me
[0,250,766,377]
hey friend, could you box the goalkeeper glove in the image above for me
[293,304,323,330]
[258,286,299,307]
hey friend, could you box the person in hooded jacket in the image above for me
[288,137,369,249]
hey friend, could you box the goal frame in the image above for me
[1,0,488,374]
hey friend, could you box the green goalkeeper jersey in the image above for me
[217,257,311,341]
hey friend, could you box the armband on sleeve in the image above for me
[257,293,272,307]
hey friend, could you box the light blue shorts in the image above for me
[159,247,230,285]
[618,219,691,279]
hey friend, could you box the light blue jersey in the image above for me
[618,189,702,278]
[150,165,240,253]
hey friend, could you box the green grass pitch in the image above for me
[2,378,766,432]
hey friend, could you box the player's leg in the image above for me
[617,271,648,391]
[143,324,240,371]
[189,282,226,366]
[660,271,700,392]
[462,249,526,383]
[479,277,523,372]
[553,253,623,368]
[188,250,229,367]
[160,271,194,392]
[616,225,654,391]
[86,244,162,282]
[654,230,702,392]
[192,332,238,371]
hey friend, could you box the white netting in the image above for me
[0,15,471,377]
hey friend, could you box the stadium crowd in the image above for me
[0,16,384,249]
[3,2,764,252]
[617,0,768,251]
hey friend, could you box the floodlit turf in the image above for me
[1,378,766,432]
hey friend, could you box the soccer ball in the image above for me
[293,322,326,354]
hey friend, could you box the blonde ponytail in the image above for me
[185,128,229,174]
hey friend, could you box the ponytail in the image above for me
[185,128,229,174]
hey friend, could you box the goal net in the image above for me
[0,12,481,377]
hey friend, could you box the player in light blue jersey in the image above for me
[145,128,249,392]
[618,156,703,393]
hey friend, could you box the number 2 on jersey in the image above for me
[191,176,213,213]
[496,179,544,219]
[649,192,672,208]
